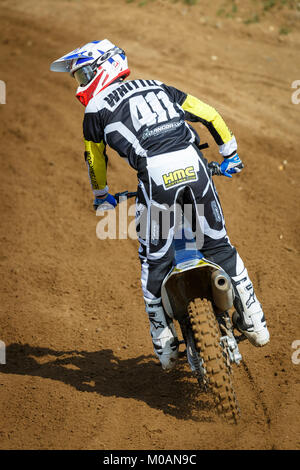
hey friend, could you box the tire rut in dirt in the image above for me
[188,298,240,424]
[240,359,271,428]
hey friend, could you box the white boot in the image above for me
[145,298,179,370]
[232,268,270,347]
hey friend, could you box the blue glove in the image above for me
[220,153,244,178]
[93,193,117,211]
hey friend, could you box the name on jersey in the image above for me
[162,166,197,189]
[104,80,159,108]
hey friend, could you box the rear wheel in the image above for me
[188,297,240,423]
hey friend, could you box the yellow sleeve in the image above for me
[84,139,108,196]
[182,94,237,156]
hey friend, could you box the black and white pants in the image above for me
[136,144,245,302]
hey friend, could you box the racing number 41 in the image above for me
[129,90,179,131]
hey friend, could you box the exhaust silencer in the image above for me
[211,269,234,312]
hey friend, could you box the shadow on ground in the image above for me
[1,343,215,421]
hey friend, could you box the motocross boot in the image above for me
[231,267,270,347]
[145,298,179,370]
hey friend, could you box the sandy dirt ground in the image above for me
[0,0,299,450]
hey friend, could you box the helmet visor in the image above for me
[73,65,95,87]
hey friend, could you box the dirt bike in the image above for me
[114,161,245,424]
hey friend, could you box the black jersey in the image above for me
[82,79,237,196]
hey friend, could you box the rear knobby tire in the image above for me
[188,298,240,424]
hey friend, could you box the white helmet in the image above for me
[50,39,130,106]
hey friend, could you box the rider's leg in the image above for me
[144,296,179,371]
[203,243,270,346]
[136,181,179,370]
[190,153,270,347]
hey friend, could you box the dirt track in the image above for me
[0,0,299,450]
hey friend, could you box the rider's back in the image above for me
[83,79,198,170]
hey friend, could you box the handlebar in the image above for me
[207,161,222,176]
[114,190,138,203]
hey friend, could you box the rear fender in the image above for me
[161,258,220,320]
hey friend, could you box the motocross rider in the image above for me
[50,40,270,370]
